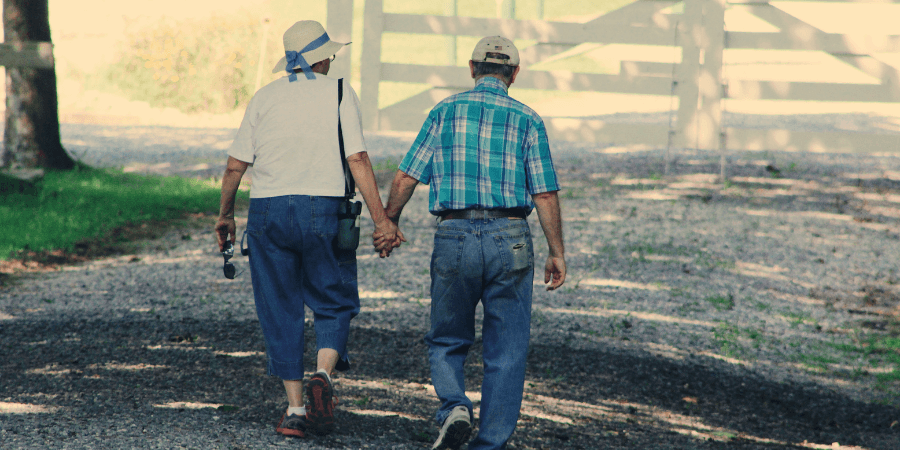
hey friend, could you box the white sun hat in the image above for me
[471,35,519,66]
[271,20,349,80]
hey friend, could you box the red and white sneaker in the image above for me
[305,372,337,435]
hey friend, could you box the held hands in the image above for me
[215,216,236,252]
[544,256,566,291]
[372,218,406,258]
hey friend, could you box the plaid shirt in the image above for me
[399,76,560,215]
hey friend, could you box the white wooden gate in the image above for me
[347,0,900,154]
[720,0,900,153]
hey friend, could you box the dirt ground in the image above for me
[2,148,900,449]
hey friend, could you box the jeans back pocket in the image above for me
[247,198,271,237]
[498,232,533,273]
[432,233,465,278]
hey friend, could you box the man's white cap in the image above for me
[271,20,349,74]
[471,35,519,66]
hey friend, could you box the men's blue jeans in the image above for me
[426,217,534,450]
[246,195,359,381]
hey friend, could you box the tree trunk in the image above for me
[1,0,73,170]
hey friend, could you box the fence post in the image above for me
[448,0,458,66]
[254,17,271,92]
[498,0,515,19]
[327,0,354,80]
[675,0,701,150]
[675,0,724,152]
[704,0,726,180]
[360,0,384,131]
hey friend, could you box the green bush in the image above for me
[103,14,279,113]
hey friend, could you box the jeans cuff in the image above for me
[315,331,349,357]
[267,357,304,380]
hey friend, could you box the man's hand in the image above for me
[377,170,420,258]
[544,256,566,291]
[372,218,405,258]
[215,216,236,252]
[532,190,566,291]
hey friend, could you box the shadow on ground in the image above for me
[1,317,897,449]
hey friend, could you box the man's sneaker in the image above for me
[275,413,307,438]
[432,405,471,450]
[305,372,336,435]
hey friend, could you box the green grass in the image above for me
[780,311,816,328]
[705,294,735,312]
[868,336,900,384]
[712,323,742,359]
[372,156,402,172]
[797,353,840,371]
[753,300,771,311]
[710,322,766,359]
[825,333,900,386]
[0,167,243,260]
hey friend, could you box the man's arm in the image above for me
[346,151,402,256]
[384,170,420,224]
[532,190,566,290]
[375,170,420,253]
[215,156,250,251]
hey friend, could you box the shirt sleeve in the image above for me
[228,95,257,164]
[398,107,439,185]
[523,115,560,195]
[339,80,367,157]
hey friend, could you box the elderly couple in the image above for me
[215,20,566,450]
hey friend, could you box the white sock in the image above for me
[287,406,306,417]
[315,369,333,385]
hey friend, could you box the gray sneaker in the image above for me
[275,413,307,438]
[432,405,472,450]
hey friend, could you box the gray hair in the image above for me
[472,52,516,82]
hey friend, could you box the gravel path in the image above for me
[1,122,900,449]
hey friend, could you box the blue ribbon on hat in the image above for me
[285,32,331,82]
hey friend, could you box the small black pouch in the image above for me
[337,199,362,250]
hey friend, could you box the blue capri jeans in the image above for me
[246,195,359,380]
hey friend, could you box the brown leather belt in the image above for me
[440,208,527,222]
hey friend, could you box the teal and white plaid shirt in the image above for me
[398,76,560,215]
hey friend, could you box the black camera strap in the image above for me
[337,78,355,199]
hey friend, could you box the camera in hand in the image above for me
[222,241,236,279]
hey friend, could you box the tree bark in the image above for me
[2,0,73,170]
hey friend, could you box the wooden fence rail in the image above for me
[350,0,900,156]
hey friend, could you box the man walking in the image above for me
[381,36,566,450]
[215,20,399,438]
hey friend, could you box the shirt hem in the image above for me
[250,189,348,199]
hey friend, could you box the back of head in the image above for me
[271,20,349,79]
[471,36,519,82]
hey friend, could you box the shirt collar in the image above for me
[474,76,509,95]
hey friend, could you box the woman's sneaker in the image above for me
[305,372,336,435]
[432,405,471,450]
[275,413,307,438]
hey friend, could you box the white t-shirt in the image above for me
[228,75,366,198]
